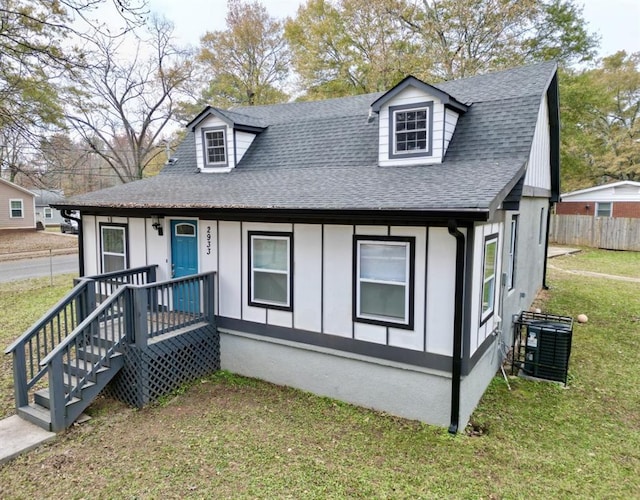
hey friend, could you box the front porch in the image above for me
[4,267,219,431]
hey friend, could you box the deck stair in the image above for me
[5,266,219,432]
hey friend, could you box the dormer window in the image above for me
[202,127,227,167]
[389,102,433,159]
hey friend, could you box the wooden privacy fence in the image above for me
[549,214,640,251]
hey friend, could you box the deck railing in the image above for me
[142,272,215,342]
[6,268,216,426]
[5,265,157,409]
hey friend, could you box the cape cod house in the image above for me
[8,61,560,433]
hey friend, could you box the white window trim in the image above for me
[44,207,53,219]
[596,202,612,217]
[101,225,127,273]
[201,126,228,168]
[355,238,412,327]
[249,233,292,310]
[481,235,498,323]
[9,199,24,218]
[507,216,518,291]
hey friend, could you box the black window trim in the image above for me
[247,230,294,312]
[201,126,228,168]
[388,101,434,160]
[507,215,518,291]
[99,222,129,274]
[480,233,499,326]
[352,235,416,330]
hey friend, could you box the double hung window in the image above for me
[596,202,612,217]
[389,102,433,158]
[481,235,498,322]
[249,232,293,310]
[354,236,414,329]
[9,199,23,218]
[202,127,227,166]
[44,207,53,219]
[101,224,127,273]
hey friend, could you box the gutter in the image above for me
[61,209,84,276]
[447,219,466,434]
[542,201,552,290]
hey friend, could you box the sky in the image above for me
[145,0,640,59]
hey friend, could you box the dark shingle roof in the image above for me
[58,61,557,217]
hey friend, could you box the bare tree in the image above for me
[67,16,196,183]
[0,0,148,183]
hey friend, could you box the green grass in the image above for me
[0,256,639,498]
[0,274,77,420]
[552,246,640,278]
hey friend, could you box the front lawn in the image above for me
[0,252,638,498]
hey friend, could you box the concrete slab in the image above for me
[547,246,581,258]
[0,415,56,466]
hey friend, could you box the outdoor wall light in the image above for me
[151,215,164,236]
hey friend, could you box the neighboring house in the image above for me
[0,177,36,230]
[32,189,67,227]
[50,61,560,432]
[556,181,640,218]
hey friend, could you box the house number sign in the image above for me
[206,226,212,255]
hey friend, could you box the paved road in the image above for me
[0,254,79,283]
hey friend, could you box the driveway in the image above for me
[0,254,79,283]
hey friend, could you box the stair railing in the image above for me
[4,280,95,408]
[39,287,131,430]
[5,265,158,411]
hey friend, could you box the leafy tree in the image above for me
[66,16,195,183]
[285,0,418,99]
[196,0,290,108]
[561,51,640,189]
[395,0,598,80]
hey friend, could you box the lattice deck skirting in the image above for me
[106,323,220,408]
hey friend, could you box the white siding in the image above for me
[378,87,446,167]
[194,116,258,172]
[389,226,427,351]
[562,182,640,202]
[218,221,242,319]
[322,225,354,338]
[443,108,459,156]
[293,224,323,332]
[425,227,457,356]
[524,94,551,191]
[469,222,504,355]
[194,116,234,172]
[82,215,98,277]
[128,218,146,268]
[146,218,170,282]
[234,130,257,165]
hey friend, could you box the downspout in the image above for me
[542,201,552,290]
[62,209,84,276]
[447,219,465,435]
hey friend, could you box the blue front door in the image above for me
[171,220,199,312]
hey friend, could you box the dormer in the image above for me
[186,106,267,173]
[370,76,468,166]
